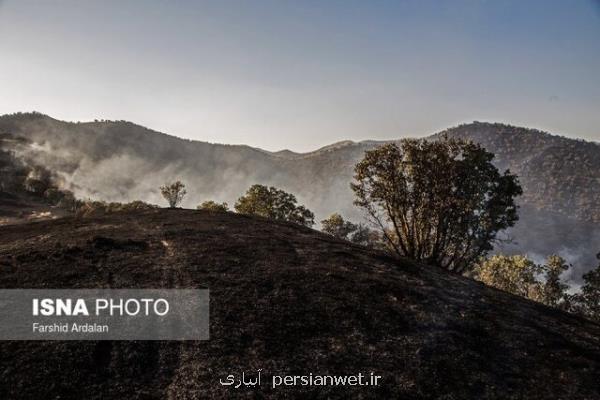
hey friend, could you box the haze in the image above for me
[1,0,599,151]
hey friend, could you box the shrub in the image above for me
[160,181,187,208]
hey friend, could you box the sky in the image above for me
[0,0,599,152]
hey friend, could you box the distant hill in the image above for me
[1,209,599,399]
[435,122,600,224]
[0,112,598,280]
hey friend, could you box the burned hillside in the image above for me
[0,209,599,399]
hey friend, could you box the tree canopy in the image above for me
[234,184,314,227]
[537,255,570,307]
[160,181,186,208]
[197,200,229,212]
[320,213,380,248]
[474,254,571,309]
[321,213,359,240]
[474,255,541,298]
[569,253,600,321]
[351,137,522,272]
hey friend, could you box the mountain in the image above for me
[1,112,599,281]
[1,209,599,399]
[435,122,600,224]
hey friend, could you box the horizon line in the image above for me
[1,110,598,153]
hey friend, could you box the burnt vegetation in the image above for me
[0,133,77,221]
[1,210,599,399]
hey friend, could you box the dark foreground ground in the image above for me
[0,209,598,399]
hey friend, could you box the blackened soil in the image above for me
[0,209,598,399]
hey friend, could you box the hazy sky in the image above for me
[1,0,599,151]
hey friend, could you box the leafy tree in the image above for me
[321,213,358,240]
[321,213,382,248]
[538,255,570,308]
[351,137,522,272]
[474,255,541,298]
[569,253,600,321]
[160,181,186,208]
[234,184,314,227]
[475,254,571,309]
[197,200,229,212]
[75,200,157,217]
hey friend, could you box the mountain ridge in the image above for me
[1,112,599,281]
[5,112,598,153]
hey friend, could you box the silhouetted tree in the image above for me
[235,184,314,227]
[197,200,229,212]
[160,181,186,208]
[351,137,522,272]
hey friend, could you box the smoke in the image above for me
[7,123,323,214]
[497,205,600,285]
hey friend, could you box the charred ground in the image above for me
[0,209,599,399]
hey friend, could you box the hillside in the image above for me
[0,209,598,399]
[0,132,73,224]
[1,112,599,280]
